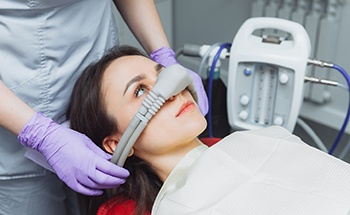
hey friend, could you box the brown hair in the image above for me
[66,45,163,215]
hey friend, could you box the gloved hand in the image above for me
[18,112,130,196]
[151,46,209,115]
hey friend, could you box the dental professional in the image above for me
[0,1,208,215]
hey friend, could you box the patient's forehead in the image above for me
[105,55,155,78]
[101,55,157,96]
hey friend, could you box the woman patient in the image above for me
[67,45,350,215]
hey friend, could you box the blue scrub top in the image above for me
[0,0,119,179]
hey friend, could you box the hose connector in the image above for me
[304,76,339,86]
[307,59,334,68]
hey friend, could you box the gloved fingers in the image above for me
[83,135,113,160]
[73,182,104,196]
[78,171,126,191]
[94,157,130,179]
[77,160,128,190]
[54,156,128,194]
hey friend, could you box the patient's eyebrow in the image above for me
[123,64,163,96]
[124,73,146,96]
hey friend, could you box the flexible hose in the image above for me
[207,43,231,137]
[328,64,350,155]
[198,42,224,77]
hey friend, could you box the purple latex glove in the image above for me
[150,46,209,115]
[18,112,130,196]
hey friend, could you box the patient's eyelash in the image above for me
[134,84,149,98]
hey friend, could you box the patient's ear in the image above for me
[102,135,119,154]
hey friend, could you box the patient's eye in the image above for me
[135,84,149,97]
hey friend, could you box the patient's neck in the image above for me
[149,138,202,182]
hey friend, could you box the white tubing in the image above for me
[297,117,328,152]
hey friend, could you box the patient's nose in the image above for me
[168,91,186,101]
[168,95,176,101]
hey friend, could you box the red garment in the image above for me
[97,197,150,215]
[199,137,222,147]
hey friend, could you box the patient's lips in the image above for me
[176,101,195,117]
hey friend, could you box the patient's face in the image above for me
[101,55,207,161]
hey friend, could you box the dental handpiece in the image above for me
[110,64,197,167]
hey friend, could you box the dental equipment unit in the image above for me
[227,17,311,132]
[178,16,349,157]
[227,17,350,155]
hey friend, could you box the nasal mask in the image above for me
[110,64,197,167]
